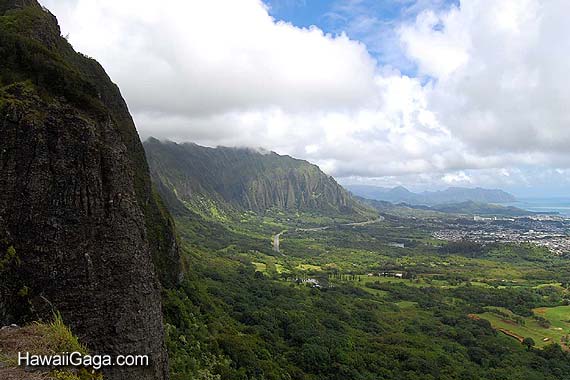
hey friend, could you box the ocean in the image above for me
[499,198,570,216]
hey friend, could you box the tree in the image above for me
[522,337,535,351]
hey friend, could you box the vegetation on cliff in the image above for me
[144,138,370,219]
[0,313,100,380]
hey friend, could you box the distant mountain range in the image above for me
[347,185,516,205]
[358,197,534,217]
[144,139,367,217]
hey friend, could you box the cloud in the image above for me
[400,0,570,156]
[442,171,472,185]
[43,0,377,117]
[41,0,570,192]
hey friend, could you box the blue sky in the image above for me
[263,0,458,75]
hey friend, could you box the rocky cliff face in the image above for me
[144,139,359,215]
[0,2,179,379]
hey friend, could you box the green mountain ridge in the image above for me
[144,138,369,219]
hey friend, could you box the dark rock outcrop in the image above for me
[0,2,179,379]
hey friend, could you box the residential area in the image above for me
[434,215,570,255]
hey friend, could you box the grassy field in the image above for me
[251,261,267,272]
[475,306,570,348]
[535,305,570,331]
[296,263,322,271]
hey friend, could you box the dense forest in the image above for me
[162,207,570,380]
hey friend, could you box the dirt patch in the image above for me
[0,325,45,354]
[0,326,53,380]
[0,367,49,380]
[497,328,524,342]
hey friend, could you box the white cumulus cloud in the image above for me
[400,0,570,157]
[41,0,570,193]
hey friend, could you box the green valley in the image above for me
[147,140,570,380]
[164,206,570,380]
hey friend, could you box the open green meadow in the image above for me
[475,305,570,348]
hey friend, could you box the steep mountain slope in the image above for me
[0,2,179,379]
[348,185,516,205]
[144,139,364,217]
